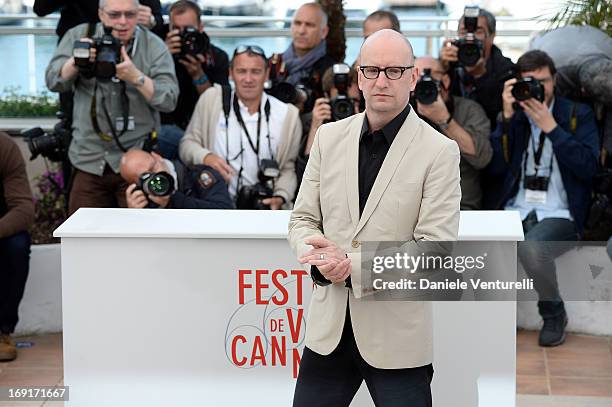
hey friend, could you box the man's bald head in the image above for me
[120,150,156,185]
[358,29,418,129]
[360,29,414,66]
[415,56,442,72]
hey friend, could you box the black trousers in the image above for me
[293,307,433,407]
[0,231,31,334]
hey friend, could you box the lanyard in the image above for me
[233,94,262,156]
[523,126,554,178]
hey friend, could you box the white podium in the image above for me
[54,209,523,406]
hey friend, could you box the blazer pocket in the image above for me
[394,182,421,240]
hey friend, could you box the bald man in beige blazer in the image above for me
[288,30,461,406]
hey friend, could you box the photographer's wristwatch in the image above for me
[438,114,453,131]
[134,73,146,87]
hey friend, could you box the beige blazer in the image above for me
[288,108,461,369]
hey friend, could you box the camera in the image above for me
[524,175,550,191]
[236,159,279,209]
[414,68,439,105]
[176,26,210,59]
[329,63,356,121]
[23,111,72,162]
[265,53,313,106]
[587,169,612,228]
[512,76,545,102]
[452,6,483,67]
[73,25,121,80]
[136,171,176,197]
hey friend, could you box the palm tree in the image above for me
[548,0,611,35]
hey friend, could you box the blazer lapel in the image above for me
[353,108,420,237]
[345,113,364,230]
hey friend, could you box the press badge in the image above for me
[116,116,135,131]
[525,189,547,204]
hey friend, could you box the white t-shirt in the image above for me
[213,92,288,199]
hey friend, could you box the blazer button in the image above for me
[351,240,360,248]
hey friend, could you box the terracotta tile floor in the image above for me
[517,330,612,400]
[1,331,612,406]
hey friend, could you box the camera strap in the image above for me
[232,93,271,157]
[524,127,554,178]
[90,80,130,152]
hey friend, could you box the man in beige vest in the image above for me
[288,30,461,406]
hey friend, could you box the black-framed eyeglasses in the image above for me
[234,45,267,61]
[359,65,414,80]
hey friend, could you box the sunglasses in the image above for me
[233,45,267,60]
[102,9,138,20]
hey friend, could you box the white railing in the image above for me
[0,13,547,37]
[0,14,547,95]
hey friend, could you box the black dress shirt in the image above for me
[312,103,412,286]
[358,103,411,215]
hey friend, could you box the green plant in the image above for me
[548,0,611,35]
[0,87,59,117]
[31,165,67,244]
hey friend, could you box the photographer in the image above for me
[363,9,400,39]
[272,2,335,111]
[179,45,301,210]
[487,50,599,347]
[414,56,492,210]
[119,149,233,209]
[45,0,179,215]
[0,132,35,362]
[296,63,361,187]
[158,0,230,160]
[34,0,165,40]
[439,7,514,129]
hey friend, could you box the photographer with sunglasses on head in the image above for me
[179,45,301,210]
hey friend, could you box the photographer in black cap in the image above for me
[158,0,230,160]
[487,50,599,347]
[439,6,514,129]
[120,149,233,209]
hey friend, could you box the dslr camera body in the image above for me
[329,63,356,122]
[23,111,72,162]
[414,68,440,105]
[265,54,313,106]
[175,26,211,61]
[452,6,484,67]
[73,26,122,80]
[236,159,279,210]
[511,76,545,111]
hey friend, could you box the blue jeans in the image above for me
[0,231,31,334]
[158,124,185,160]
[518,211,578,319]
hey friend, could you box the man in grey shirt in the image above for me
[414,56,492,209]
[46,0,178,214]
